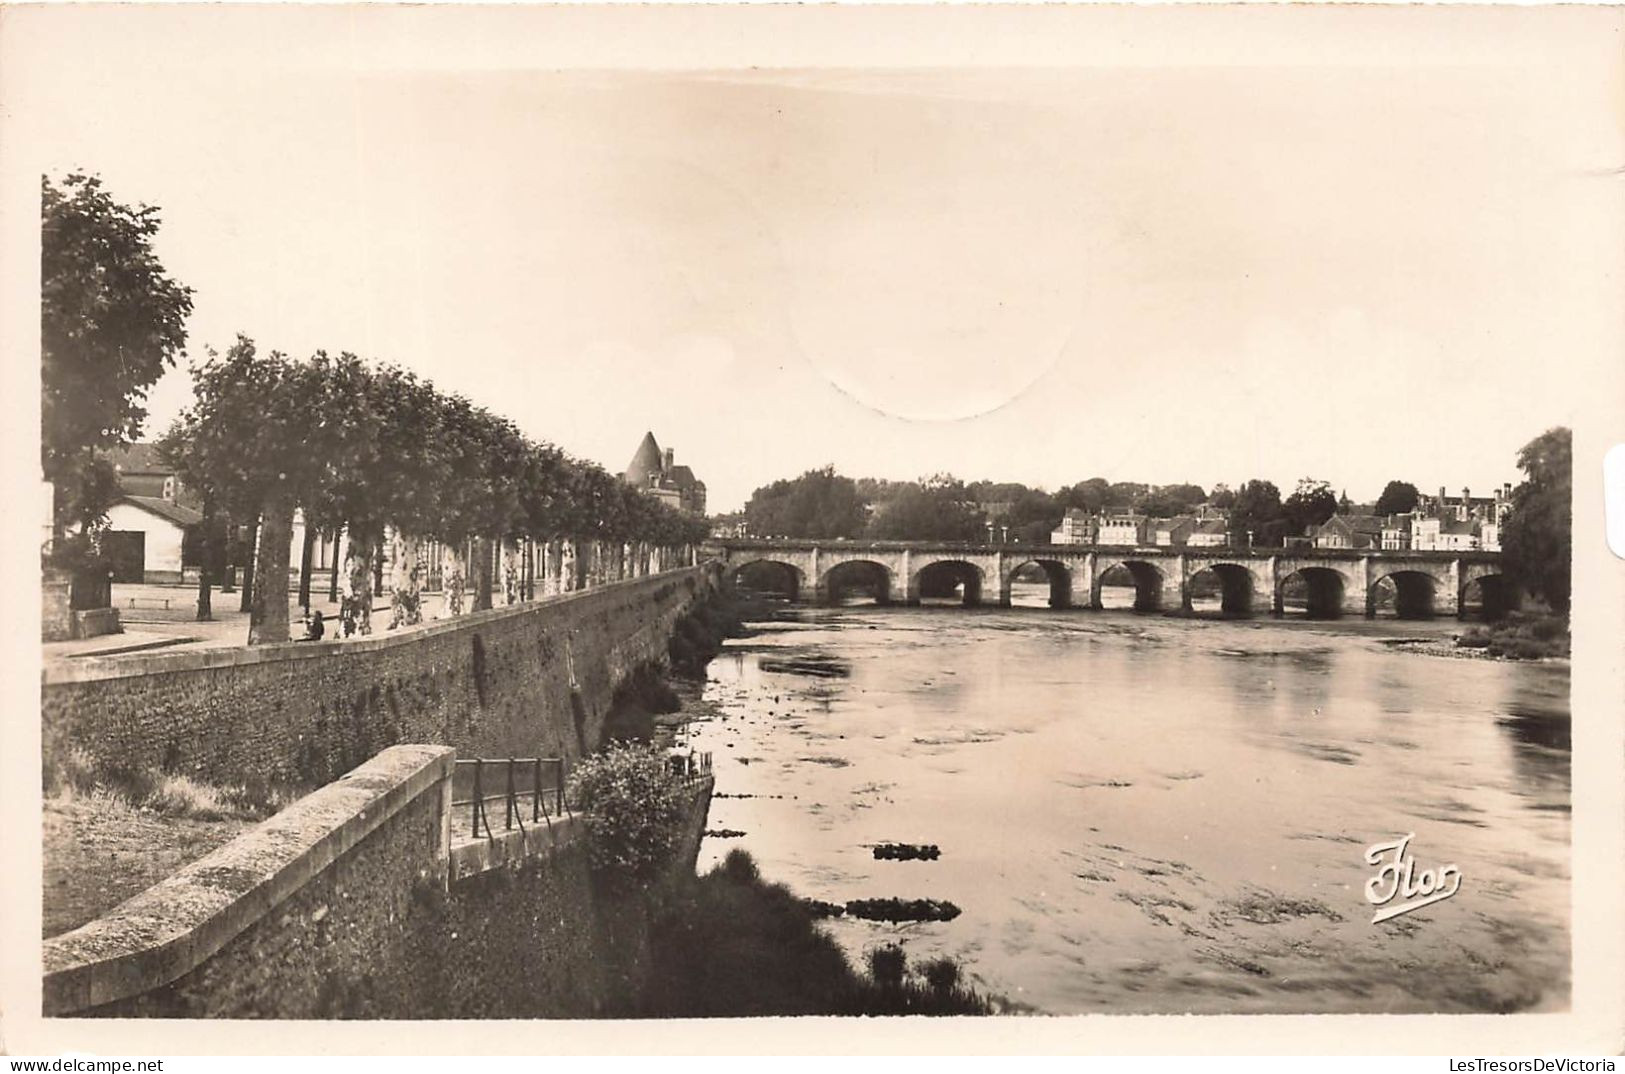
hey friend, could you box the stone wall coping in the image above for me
[41,744,455,1015]
[43,566,707,686]
[449,812,585,882]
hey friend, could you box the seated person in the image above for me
[302,609,326,641]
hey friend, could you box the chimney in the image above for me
[663,448,674,472]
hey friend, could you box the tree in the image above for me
[1229,479,1283,546]
[1105,482,1149,508]
[1374,480,1421,517]
[865,475,984,542]
[1282,478,1338,537]
[1500,427,1571,615]
[1207,483,1236,509]
[1137,483,1206,518]
[1004,488,1064,544]
[168,338,324,644]
[742,466,867,539]
[1058,478,1110,514]
[41,174,193,553]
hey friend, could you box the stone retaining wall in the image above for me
[45,744,715,1018]
[43,566,719,788]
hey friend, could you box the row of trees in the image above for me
[158,337,712,643]
[738,470,1399,546]
[41,171,708,645]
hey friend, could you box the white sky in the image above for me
[5,5,1622,512]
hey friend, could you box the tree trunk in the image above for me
[238,513,260,613]
[471,536,493,611]
[443,541,466,616]
[563,540,579,592]
[502,537,522,605]
[195,496,217,622]
[344,526,375,636]
[328,527,342,602]
[297,522,317,609]
[247,499,293,645]
[389,532,424,629]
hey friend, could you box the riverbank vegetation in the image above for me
[566,742,691,887]
[1456,612,1570,660]
[634,849,994,1017]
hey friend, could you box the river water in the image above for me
[689,585,1570,1014]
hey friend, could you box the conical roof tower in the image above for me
[624,431,664,486]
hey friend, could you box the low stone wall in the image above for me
[43,565,719,788]
[45,745,715,1018]
[42,570,72,642]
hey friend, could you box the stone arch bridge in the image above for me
[711,539,1508,619]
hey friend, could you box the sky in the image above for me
[5,5,1622,513]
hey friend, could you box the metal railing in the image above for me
[451,750,713,843]
[668,750,713,786]
[451,756,568,841]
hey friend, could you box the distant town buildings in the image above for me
[623,431,707,516]
[1047,481,1511,552]
[1049,508,1096,545]
[1311,484,1509,553]
[1097,511,1149,546]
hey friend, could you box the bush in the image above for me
[921,956,962,994]
[634,849,993,1018]
[867,944,907,989]
[566,741,689,884]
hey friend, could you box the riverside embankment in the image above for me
[43,565,721,790]
[42,566,727,1017]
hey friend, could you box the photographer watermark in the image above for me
[1365,833,1461,923]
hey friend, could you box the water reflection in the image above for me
[692,588,1570,1014]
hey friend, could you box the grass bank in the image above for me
[42,752,298,937]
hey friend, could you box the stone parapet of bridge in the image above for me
[710,539,1507,620]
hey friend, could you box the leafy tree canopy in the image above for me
[42,173,193,534]
[1500,427,1571,615]
[743,466,867,539]
[865,477,984,542]
[1282,477,1339,536]
[1374,480,1421,517]
[1229,479,1284,545]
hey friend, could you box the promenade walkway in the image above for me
[42,582,457,663]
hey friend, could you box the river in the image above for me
[688,583,1571,1015]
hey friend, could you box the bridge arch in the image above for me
[728,558,805,602]
[1367,569,1438,620]
[1276,566,1347,619]
[1186,563,1256,617]
[1093,558,1166,612]
[1001,558,1072,609]
[1459,572,1512,621]
[819,559,894,606]
[912,559,986,607]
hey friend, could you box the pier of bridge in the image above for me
[710,539,1509,620]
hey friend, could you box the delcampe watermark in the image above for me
[1365,833,1462,923]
